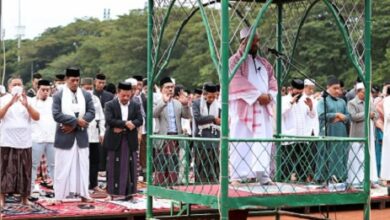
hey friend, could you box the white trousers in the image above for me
[54,141,90,200]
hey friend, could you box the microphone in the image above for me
[267,47,285,57]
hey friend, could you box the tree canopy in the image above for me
[1,1,389,90]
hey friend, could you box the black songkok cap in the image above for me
[216,84,220,91]
[118,82,132,91]
[55,74,65,81]
[66,68,80,77]
[290,79,304,90]
[159,77,173,87]
[38,79,51,87]
[133,75,143,82]
[95,73,106,80]
[203,82,218,93]
[371,85,380,93]
[193,88,202,95]
[327,77,340,86]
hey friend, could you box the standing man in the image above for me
[192,82,221,183]
[81,77,106,193]
[27,73,42,97]
[229,26,278,184]
[0,76,40,206]
[30,79,57,195]
[281,79,315,182]
[302,79,319,136]
[381,86,390,184]
[136,77,148,180]
[94,73,114,109]
[153,77,191,184]
[347,83,378,186]
[52,68,95,202]
[315,78,350,183]
[103,82,142,199]
[93,73,114,173]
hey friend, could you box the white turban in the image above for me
[304,79,315,86]
[125,78,138,87]
[240,26,257,40]
[356,82,365,91]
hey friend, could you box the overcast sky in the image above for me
[2,0,147,39]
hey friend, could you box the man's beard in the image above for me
[249,49,257,57]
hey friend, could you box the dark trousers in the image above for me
[99,143,107,172]
[89,143,100,189]
[280,143,313,182]
[139,134,147,173]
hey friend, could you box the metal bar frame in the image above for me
[146,1,372,219]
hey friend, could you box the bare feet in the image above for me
[93,186,105,193]
[81,197,94,203]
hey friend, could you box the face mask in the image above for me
[11,86,23,96]
[86,90,93,96]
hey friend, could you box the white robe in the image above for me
[229,58,275,180]
[54,140,90,200]
[54,87,90,200]
[381,96,390,180]
[348,122,378,184]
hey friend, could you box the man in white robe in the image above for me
[281,79,315,182]
[380,86,390,183]
[52,68,95,202]
[229,27,277,184]
[347,83,378,186]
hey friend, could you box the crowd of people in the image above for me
[0,26,388,209]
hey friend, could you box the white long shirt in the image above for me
[282,93,316,137]
[31,97,56,143]
[0,93,33,149]
[87,95,106,143]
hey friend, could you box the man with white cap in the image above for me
[229,26,277,184]
[347,82,378,186]
[281,79,316,182]
[302,79,319,136]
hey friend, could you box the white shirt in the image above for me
[87,94,106,143]
[120,101,129,121]
[0,94,33,148]
[282,93,316,137]
[167,100,177,133]
[31,97,56,143]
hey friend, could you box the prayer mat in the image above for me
[38,200,127,216]
[1,202,57,217]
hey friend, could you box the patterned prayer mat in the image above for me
[37,200,127,217]
[1,202,57,217]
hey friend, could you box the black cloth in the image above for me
[103,98,143,152]
[94,90,114,110]
[89,143,100,189]
[280,143,314,182]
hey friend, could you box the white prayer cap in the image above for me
[240,26,256,40]
[304,79,315,86]
[125,78,138,87]
[356,82,365,91]
[0,85,5,94]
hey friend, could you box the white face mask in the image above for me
[11,86,23,96]
[86,90,93,96]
